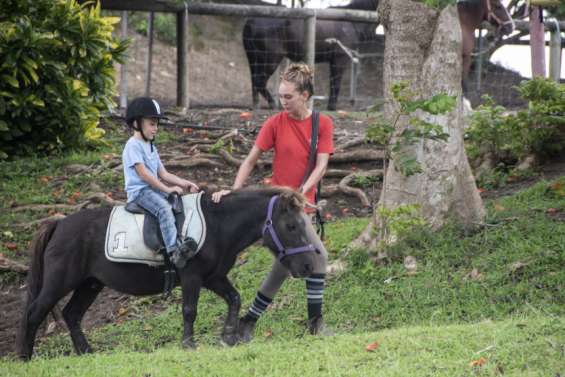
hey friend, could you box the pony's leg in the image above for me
[205,276,241,346]
[18,281,70,359]
[62,278,104,355]
[180,275,203,349]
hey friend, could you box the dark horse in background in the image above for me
[457,0,514,92]
[16,188,319,360]
[243,0,378,111]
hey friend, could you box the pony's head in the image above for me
[261,189,317,278]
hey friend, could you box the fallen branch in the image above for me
[10,192,123,213]
[335,136,366,151]
[15,213,67,229]
[337,170,383,207]
[215,149,272,169]
[83,192,124,207]
[0,254,28,274]
[217,149,243,167]
[339,174,371,207]
[330,149,385,163]
[325,169,355,178]
[166,157,223,169]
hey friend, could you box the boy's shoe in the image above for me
[307,315,334,336]
[169,247,188,269]
[178,237,199,257]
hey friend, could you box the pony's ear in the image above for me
[279,191,305,210]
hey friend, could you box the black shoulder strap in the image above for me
[301,110,319,188]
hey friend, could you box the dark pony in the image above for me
[243,0,378,111]
[457,0,514,90]
[16,188,318,360]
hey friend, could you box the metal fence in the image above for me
[105,2,562,111]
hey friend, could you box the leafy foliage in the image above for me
[375,203,427,251]
[0,0,128,159]
[466,78,565,164]
[366,81,453,177]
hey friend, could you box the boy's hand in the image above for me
[167,186,184,195]
[183,180,199,193]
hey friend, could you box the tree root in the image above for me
[330,149,384,163]
[11,192,123,213]
[0,254,28,274]
[166,157,223,169]
[320,170,382,207]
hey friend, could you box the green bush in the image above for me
[0,0,128,159]
[466,78,565,164]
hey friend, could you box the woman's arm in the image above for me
[232,145,263,189]
[211,145,263,202]
[300,153,330,195]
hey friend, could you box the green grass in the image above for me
[1,316,562,376]
[1,127,564,374]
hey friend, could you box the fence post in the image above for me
[475,28,483,93]
[177,4,189,110]
[529,6,546,77]
[119,11,128,109]
[144,12,155,96]
[304,14,316,109]
[548,18,562,83]
[349,59,359,106]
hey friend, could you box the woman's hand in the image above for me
[211,189,231,203]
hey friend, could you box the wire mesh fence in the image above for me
[112,6,532,112]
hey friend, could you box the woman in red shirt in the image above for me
[212,63,334,341]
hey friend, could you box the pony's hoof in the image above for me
[237,317,256,343]
[181,338,197,349]
[221,333,238,346]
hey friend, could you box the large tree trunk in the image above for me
[353,0,485,250]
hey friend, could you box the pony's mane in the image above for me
[235,186,306,210]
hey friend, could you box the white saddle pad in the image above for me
[104,192,206,266]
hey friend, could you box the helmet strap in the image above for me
[133,118,153,149]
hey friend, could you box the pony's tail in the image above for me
[26,219,58,301]
[16,219,58,360]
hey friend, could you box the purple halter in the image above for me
[262,195,316,261]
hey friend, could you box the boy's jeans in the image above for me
[134,188,177,253]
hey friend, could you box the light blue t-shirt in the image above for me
[122,137,164,202]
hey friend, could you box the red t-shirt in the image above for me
[255,111,334,204]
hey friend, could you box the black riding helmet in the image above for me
[126,97,167,145]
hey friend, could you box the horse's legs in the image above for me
[18,280,71,359]
[180,275,203,349]
[255,57,282,109]
[62,278,104,355]
[328,59,345,111]
[461,24,474,96]
[204,276,241,346]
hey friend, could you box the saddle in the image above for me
[124,192,192,254]
[105,192,206,266]
[105,192,206,298]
